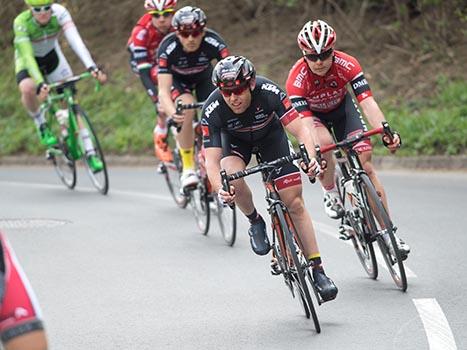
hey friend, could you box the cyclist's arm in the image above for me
[57,5,96,69]
[205,147,223,192]
[13,18,44,85]
[138,68,158,103]
[359,96,386,129]
[201,109,223,191]
[158,73,176,116]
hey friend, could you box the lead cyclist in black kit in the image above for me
[201,56,338,301]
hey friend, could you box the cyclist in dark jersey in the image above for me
[201,56,338,302]
[127,0,177,163]
[0,232,47,350]
[157,6,230,191]
[286,19,410,259]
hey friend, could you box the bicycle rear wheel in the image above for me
[190,179,210,234]
[336,173,378,279]
[276,207,320,333]
[74,105,109,195]
[48,138,76,189]
[213,195,236,246]
[360,174,407,291]
[161,148,188,209]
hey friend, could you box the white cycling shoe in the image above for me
[323,191,345,219]
[180,170,199,193]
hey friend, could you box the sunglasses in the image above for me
[32,5,51,13]
[220,84,249,97]
[304,49,333,62]
[150,9,174,18]
[178,29,203,38]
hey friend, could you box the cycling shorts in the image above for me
[221,125,302,191]
[312,93,372,153]
[0,233,44,343]
[171,77,215,102]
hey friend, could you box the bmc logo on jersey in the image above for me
[352,79,368,90]
[136,29,147,41]
[261,83,280,95]
[335,56,355,71]
[293,66,308,88]
[205,36,220,48]
[204,100,220,118]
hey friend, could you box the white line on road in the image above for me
[314,221,417,278]
[413,298,457,350]
[0,181,172,202]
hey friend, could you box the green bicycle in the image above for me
[43,71,109,195]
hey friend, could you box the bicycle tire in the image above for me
[50,138,77,190]
[162,148,188,209]
[360,174,407,291]
[276,207,320,333]
[214,195,237,246]
[336,173,378,279]
[74,105,109,195]
[190,179,210,235]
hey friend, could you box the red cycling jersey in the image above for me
[127,13,174,71]
[0,233,43,343]
[286,50,372,116]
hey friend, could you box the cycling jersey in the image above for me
[157,29,229,85]
[201,76,301,190]
[286,50,372,115]
[0,233,43,343]
[13,4,96,85]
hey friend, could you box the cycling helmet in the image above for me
[144,0,177,12]
[212,56,256,89]
[25,0,53,5]
[172,6,207,31]
[297,20,336,54]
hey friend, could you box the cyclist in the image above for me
[127,0,177,164]
[0,232,48,350]
[13,0,107,173]
[201,56,338,302]
[157,6,230,192]
[286,19,410,259]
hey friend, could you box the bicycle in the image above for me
[220,144,322,333]
[160,101,236,245]
[317,122,407,291]
[42,71,109,195]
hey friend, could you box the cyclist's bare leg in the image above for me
[279,185,319,258]
[359,151,390,215]
[220,155,255,215]
[18,78,40,115]
[175,93,196,149]
[3,330,48,350]
[308,123,337,189]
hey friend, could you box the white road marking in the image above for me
[413,298,457,350]
[0,181,172,202]
[314,221,417,278]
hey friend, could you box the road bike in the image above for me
[317,122,407,291]
[160,101,236,245]
[220,145,322,332]
[42,71,109,194]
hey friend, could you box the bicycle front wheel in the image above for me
[49,138,76,190]
[190,179,210,235]
[360,174,407,291]
[276,207,320,333]
[74,105,109,195]
[161,149,188,209]
[213,195,236,246]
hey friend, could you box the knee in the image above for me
[287,195,306,216]
[19,79,36,97]
[362,159,375,177]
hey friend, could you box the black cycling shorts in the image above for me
[16,49,60,85]
[171,77,215,102]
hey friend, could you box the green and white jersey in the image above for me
[13,4,95,84]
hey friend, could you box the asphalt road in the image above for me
[0,165,465,350]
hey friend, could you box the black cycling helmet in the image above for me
[212,55,256,90]
[172,6,207,31]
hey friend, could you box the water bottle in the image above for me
[55,109,69,138]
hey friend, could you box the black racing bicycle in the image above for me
[161,101,236,245]
[318,122,407,291]
[221,145,322,332]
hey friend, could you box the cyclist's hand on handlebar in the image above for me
[36,82,49,102]
[218,186,235,205]
[89,66,107,84]
[172,111,185,124]
[300,157,322,179]
[383,132,401,153]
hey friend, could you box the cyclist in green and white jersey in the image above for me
[13,0,107,171]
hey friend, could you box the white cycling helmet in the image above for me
[297,20,336,54]
[144,0,177,12]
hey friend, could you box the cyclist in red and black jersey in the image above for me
[202,56,338,302]
[127,0,177,163]
[286,20,410,258]
[0,232,47,350]
[157,6,230,192]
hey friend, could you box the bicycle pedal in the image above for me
[45,150,54,160]
[338,226,352,240]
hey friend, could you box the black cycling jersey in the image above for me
[201,76,297,148]
[157,29,229,85]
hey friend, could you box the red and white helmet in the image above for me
[297,20,336,54]
[144,0,177,12]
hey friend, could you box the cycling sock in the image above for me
[246,208,261,223]
[323,183,337,192]
[154,124,167,135]
[80,128,95,155]
[308,254,322,270]
[31,110,46,128]
[180,147,194,171]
